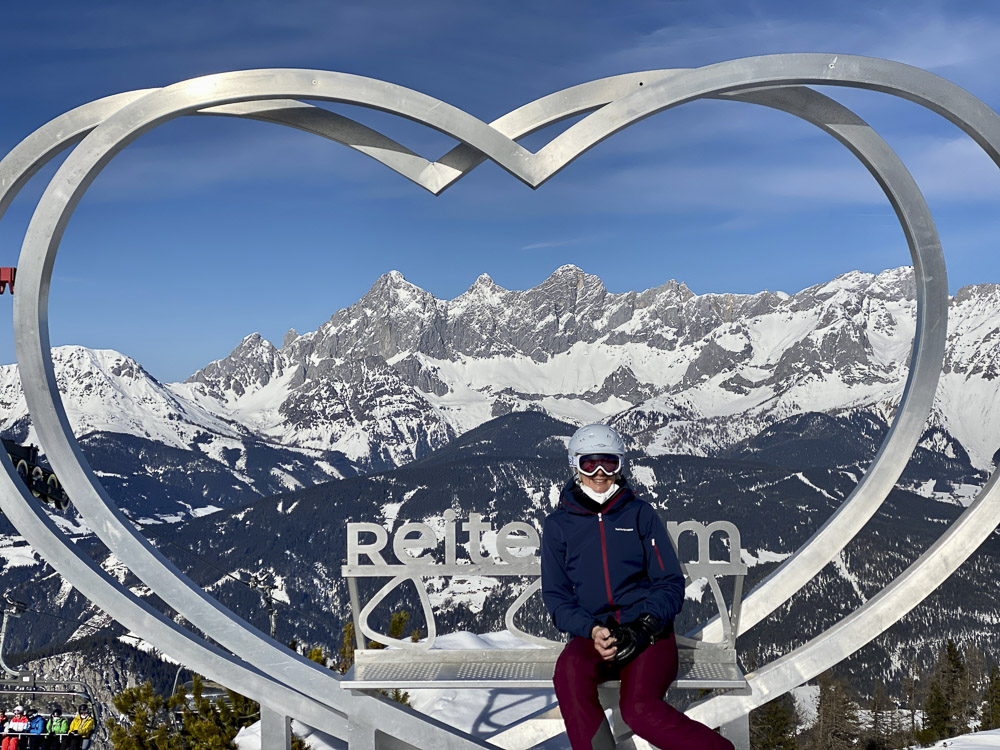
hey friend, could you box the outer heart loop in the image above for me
[2,55,1000,740]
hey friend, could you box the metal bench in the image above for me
[341,513,749,747]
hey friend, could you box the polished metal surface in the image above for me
[344,519,744,652]
[349,650,559,689]
[675,662,747,690]
[346,650,746,691]
[2,54,999,747]
[343,520,746,700]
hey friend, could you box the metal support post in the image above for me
[720,713,750,750]
[260,706,292,750]
[348,717,377,750]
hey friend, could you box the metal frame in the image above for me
[341,519,746,689]
[0,55,998,747]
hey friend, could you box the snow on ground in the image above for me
[427,576,500,613]
[226,691,1000,750]
[0,542,40,568]
[234,718,345,749]
[404,631,558,739]
[188,505,223,518]
[791,684,819,730]
[832,550,867,604]
[537,395,629,427]
[741,548,792,567]
[950,483,984,507]
[685,577,709,602]
[918,729,1000,748]
[234,631,563,750]
[117,632,181,665]
[629,465,657,492]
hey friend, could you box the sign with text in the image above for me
[344,510,540,576]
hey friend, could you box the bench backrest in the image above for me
[342,515,746,652]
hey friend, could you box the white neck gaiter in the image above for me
[579,482,620,505]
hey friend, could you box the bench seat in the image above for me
[342,647,746,691]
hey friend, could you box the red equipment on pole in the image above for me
[0,268,14,295]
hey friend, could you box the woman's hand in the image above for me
[591,624,617,660]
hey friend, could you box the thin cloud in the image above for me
[903,137,1000,202]
[521,236,600,251]
[871,12,1000,72]
[586,7,1000,91]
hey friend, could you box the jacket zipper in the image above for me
[652,537,665,571]
[598,514,617,616]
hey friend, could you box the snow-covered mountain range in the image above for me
[0,264,997,517]
[1,264,998,704]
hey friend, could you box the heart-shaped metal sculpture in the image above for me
[3,54,1000,746]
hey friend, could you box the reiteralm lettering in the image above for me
[347,511,540,568]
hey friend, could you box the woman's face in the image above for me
[581,469,616,493]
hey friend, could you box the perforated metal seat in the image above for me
[342,648,747,691]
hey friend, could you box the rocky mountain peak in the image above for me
[69,263,997,479]
[954,282,1000,306]
[370,269,419,293]
[185,332,282,400]
[356,270,437,317]
[453,273,504,305]
[868,266,917,301]
[543,264,605,291]
[533,264,607,316]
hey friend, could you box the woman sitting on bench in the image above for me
[541,424,734,750]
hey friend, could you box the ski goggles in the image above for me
[575,453,622,476]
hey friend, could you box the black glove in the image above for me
[604,613,662,668]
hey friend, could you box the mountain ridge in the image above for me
[0,263,997,521]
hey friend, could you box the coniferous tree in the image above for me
[385,610,413,706]
[981,666,1000,731]
[107,680,182,749]
[805,671,860,750]
[865,680,890,750]
[962,644,985,730]
[901,658,920,748]
[107,676,310,749]
[388,610,411,640]
[182,676,261,748]
[885,694,905,750]
[921,681,950,744]
[366,609,411,648]
[338,621,356,674]
[946,639,970,735]
[750,693,798,750]
[919,640,969,743]
[306,645,329,667]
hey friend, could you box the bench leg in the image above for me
[598,686,640,750]
[261,706,292,750]
[608,704,638,749]
[719,712,749,750]
[591,715,617,750]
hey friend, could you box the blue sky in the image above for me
[1,0,998,382]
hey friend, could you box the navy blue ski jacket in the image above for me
[541,481,685,639]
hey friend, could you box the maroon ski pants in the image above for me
[553,634,735,750]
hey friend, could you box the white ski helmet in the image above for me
[567,424,626,476]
